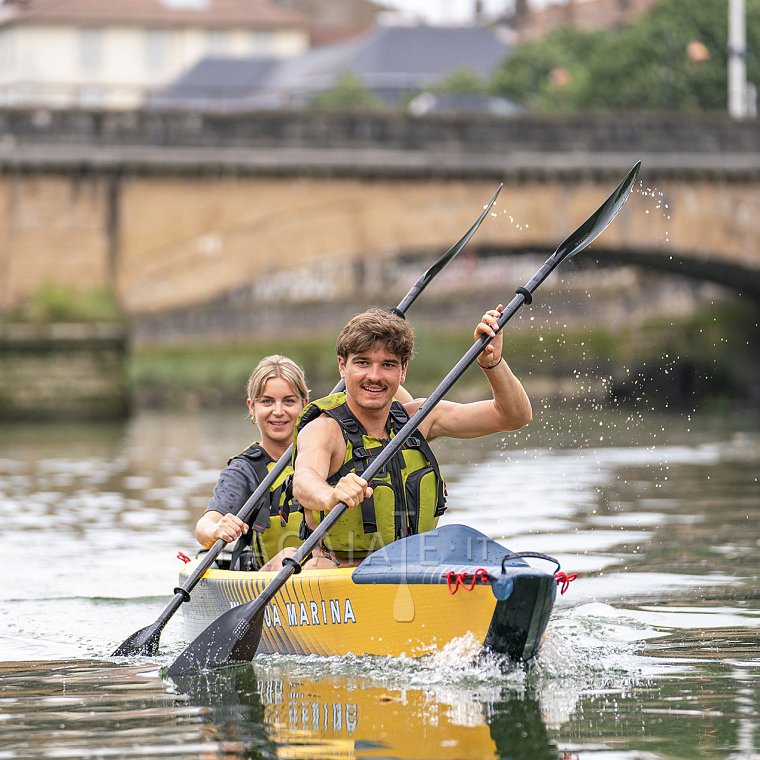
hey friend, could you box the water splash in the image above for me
[489,206,530,231]
[254,632,523,691]
[633,180,671,244]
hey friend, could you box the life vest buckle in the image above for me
[390,407,409,425]
[339,417,360,434]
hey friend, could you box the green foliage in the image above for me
[490,27,600,111]
[430,67,488,94]
[309,73,385,111]
[491,0,760,112]
[130,335,342,407]
[129,299,756,410]
[6,284,123,324]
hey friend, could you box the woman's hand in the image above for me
[196,511,248,548]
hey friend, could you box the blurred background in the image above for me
[0,0,758,417]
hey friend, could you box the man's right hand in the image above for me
[330,473,372,509]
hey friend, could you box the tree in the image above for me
[430,67,488,95]
[491,0,760,112]
[309,73,385,111]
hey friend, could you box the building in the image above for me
[0,0,308,109]
[512,0,661,42]
[273,0,390,47]
[154,21,513,111]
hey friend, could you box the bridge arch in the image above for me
[584,247,760,300]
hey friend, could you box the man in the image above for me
[292,304,531,567]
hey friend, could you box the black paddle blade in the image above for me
[112,621,163,657]
[167,600,266,677]
[111,589,187,657]
[395,184,502,314]
[552,161,640,265]
[423,184,502,281]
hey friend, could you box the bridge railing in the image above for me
[1,108,759,155]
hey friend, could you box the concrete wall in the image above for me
[0,172,114,312]
[0,323,129,420]
[3,109,760,154]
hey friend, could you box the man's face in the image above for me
[338,343,407,412]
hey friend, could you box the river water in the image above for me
[0,404,757,759]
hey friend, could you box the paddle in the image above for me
[167,161,641,677]
[112,184,502,658]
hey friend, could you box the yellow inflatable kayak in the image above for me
[180,525,558,662]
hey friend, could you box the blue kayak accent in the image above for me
[351,524,529,586]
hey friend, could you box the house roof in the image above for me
[157,56,281,104]
[156,22,510,108]
[0,0,306,29]
[292,23,510,87]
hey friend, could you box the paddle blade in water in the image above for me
[551,161,640,265]
[112,622,162,657]
[167,603,265,677]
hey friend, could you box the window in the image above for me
[79,86,105,107]
[207,30,228,55]
[0,33,14,69]
[146,29,169,71]
[160,0,209,8]
[80,28,103,70]
[249,31,272,55]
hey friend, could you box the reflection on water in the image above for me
[0,407,758,758]
[170,658,560,760]
[0,660,198,759]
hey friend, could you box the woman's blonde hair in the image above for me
[246,355,309,409]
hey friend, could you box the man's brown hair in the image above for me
[336,307,415,364]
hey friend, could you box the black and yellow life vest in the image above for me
[293,392,446,558]
[230,442,303,569]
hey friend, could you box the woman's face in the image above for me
[248,376,306,451]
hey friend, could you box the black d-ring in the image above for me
[282,556,303,574]
[515,287,533,304]
[173,587,192,602]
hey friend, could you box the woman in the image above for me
[195,355,310,571]
[196,354,414,571]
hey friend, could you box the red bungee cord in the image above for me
[554,571,577,594]
[445,568,490,594]
[445,567,578,595]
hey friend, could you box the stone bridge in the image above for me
[1,109,759,328]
